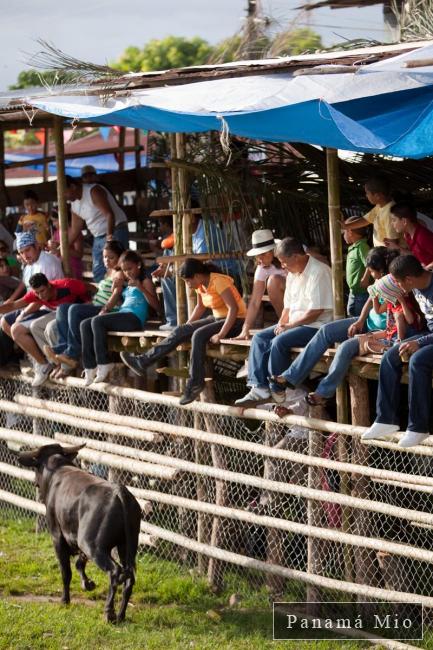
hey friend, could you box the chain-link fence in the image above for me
[1,370,433,625]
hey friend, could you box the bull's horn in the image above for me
[63,443,86,455]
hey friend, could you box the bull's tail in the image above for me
[114,485,140,580]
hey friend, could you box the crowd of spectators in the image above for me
[3,170,433,443]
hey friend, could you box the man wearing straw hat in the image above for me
[235,237,333,408]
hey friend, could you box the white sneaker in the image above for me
[361,422,399,441]
[399,431,430,448]
[83,368,97,386]
[94,363,114,383]
[234,387,271,408]
[236,361,248,379]
[159,323,176,331]
[31,363,52,387]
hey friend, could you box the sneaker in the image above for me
[179,384,204,406]
[94,363,114,383]
[270,390,286,405]
[399,431,430,448]
[361,422,399,441]
[159,323,176,331]
[120,351,151,377]
[32,363,52,387]
[83,368,97,386]
[234,387,271,408]
[236,361,248,379]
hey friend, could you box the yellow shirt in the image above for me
[196,272,247,319]
[18,212,50,246]
[364,201,398,246]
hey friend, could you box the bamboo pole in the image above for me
[132,488,433,565]
[42,127,49,182]
[118,127,125,172]
[0,126,7,214]
[10,395,433,487]
[4,145,142,170]
[53,116,71,276]
[169,133,187,326]
[139,521,433,608]
[176,132,194,319]
[349,374,381,601]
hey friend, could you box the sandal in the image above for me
[270,375,292,389]
[305,392,328,407]
[56,353,78,369]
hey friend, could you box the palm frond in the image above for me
[28,39,124,84]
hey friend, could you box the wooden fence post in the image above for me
[53,116,71,277]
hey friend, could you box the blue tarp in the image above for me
[27,43,433,159]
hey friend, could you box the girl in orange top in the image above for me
[121,258,246,404]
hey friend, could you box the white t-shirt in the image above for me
[254,264,287,283]
[71,183,127,237]
[22,250,64,289]
[283,255,333,328]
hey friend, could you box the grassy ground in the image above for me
[0,514,426,650]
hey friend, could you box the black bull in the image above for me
[18,443,142,623]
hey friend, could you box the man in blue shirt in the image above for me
[363,254,433,447]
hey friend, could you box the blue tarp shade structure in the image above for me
[27,43,433,159]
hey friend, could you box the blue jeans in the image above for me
[347,292,369,317]
[376,334,433,433]
[92,223,129,282]
[161,276,177,326]
[54,303,101,358]
[280,318,360,388]
[81,311,141,368]
[248,325,319,389]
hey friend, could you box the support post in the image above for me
[0,126,7,214]
[326,147,352,584]
[42,128,49,183]
[53,117,71,277]
[170,134,187,326]
[118,127,125,172]
[176,132,194,318]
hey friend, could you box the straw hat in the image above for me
[246,229,280,257]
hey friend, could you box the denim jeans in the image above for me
[376,334,433,433]
[161,276,177,326]
[135,316,244,389]
[54,303,101,358]
[248,324,319,389]
[347,292,369,317]
[92,223,129,282]
[81,311,141,368]
[280,318,360,388]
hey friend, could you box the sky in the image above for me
[1,0,387,90]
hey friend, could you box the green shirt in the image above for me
[346,238,370,295]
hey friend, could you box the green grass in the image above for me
[0,514,426,650]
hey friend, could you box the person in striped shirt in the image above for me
[43,240,125,378]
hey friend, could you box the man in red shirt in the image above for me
[2,273,92,387]
[388,202,433,268]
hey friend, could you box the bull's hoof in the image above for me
[84,579,96,591]
[105,610,117,624]
[60,597,70,606]
[116,613,125,624]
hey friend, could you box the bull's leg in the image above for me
[75,553,96,591]
[91,549,122,623]
[116,543,137,623]
[53,537,72,604]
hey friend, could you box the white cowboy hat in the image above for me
[246,229,281,257]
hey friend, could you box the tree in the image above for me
[112,36,214,72]
[269,28,323,57]
[9,69,74,90]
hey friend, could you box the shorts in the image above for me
[3,309,51,329]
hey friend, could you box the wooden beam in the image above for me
[156,251,244,264]
[118,127,125,172]
[53,116,71,276]
[4,145,143,170]
[42,127,49,182]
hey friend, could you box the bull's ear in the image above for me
[17,448,40,467]
[62,443,86,459]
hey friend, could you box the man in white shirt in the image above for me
[65,176,129,282]
[235,238,334,408]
